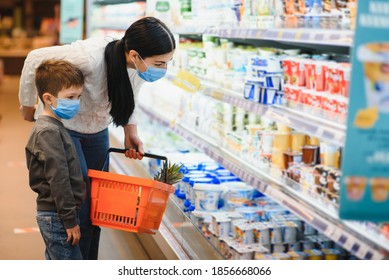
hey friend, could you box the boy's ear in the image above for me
[42,93,54,105]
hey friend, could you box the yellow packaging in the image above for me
[287,251,309,260]
[370,178,389,202]
[322,249,340,260]
[291,133,307,153]
[304,249,324,260]
[272,253,292,260]
[272,133,291,168]
[307,136,320,146]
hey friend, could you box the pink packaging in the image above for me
[289,86,303,104]
[304,60,316,90]
[303,90,323,110]
[322,94,339,116]
[291,59,306,87]
[284,85,291,101]
[314,61,328,92]
[339,63,351,98]
[282,59,293,85]
[337,95,348,121]
[327,63,342,95]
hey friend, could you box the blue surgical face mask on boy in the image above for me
[134,54,167,82]
[50,97,80,120]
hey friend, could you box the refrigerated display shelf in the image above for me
[173,27,353,47]
[139,103,389,260]
[166,72,346,147]
[108,125,225,260]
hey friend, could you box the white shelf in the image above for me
[166,72,346,147]
[139,103,389,260]
[173,27,353,47]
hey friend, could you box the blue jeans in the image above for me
[67,128,109,260]
[36,211,83,260]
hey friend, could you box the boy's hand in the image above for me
[66,225,81,246]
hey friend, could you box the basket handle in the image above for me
[102,148,168,183]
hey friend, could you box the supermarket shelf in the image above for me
[166,72,346,147]
[173,26,353,48]
[139,103,389,260]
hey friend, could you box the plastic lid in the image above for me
[182,172,207,182]
[189,177,219,186]
[215,169,233,176]
[193,183,227,191]
[203,164,222,172]
[217,175,241,183]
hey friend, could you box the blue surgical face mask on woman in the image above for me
[50,97,80,120]
[134,54,167,82]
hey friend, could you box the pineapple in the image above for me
[154,161,184,185]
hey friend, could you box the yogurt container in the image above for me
[182,172,209,203]
[211,213,232,237]
[304,249,324,260]
[235,206,264,222]
[287,250,309,260]
[272,252,292,260]
[189,176,219,206]
[234,222,255,245]
[253,222,270,245]
[282,221,299,243]
[222,182,255,201]
[193,183,227,211]
[254,253,279,260]
[230,243,255,260]
[272,243,287,253]
[322,249,341,260]
[357,43,389,113]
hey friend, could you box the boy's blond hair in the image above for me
[35,59,84,103]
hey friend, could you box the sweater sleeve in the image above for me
[36,127,79,229]
[18,43,92,107]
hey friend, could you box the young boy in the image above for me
[25,60,86,260]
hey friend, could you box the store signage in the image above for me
[173,70,201,93]
[59,0,84,44]
[340,1,389,221]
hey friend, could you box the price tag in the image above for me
[248,29,257,38]
[295,31,303,40]
[211,90,224,100]
[173,70,201,93]
[169,119,177,128]
[277,30,284,39]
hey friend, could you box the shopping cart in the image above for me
[87,148,175,234]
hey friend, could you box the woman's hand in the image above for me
[123,124,144,160]
[19,105,36,122]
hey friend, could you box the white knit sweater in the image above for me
[19,37,144,134]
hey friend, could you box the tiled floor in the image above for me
[0,76,149,260]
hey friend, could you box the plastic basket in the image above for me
[88,148,175,234]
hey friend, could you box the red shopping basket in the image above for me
[87,148,175,234]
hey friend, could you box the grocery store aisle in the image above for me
[0,76,150,260]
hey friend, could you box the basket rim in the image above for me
[88,169,175,193]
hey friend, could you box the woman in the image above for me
[19,16,176,260]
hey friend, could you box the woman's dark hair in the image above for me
[105,17,175,127]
